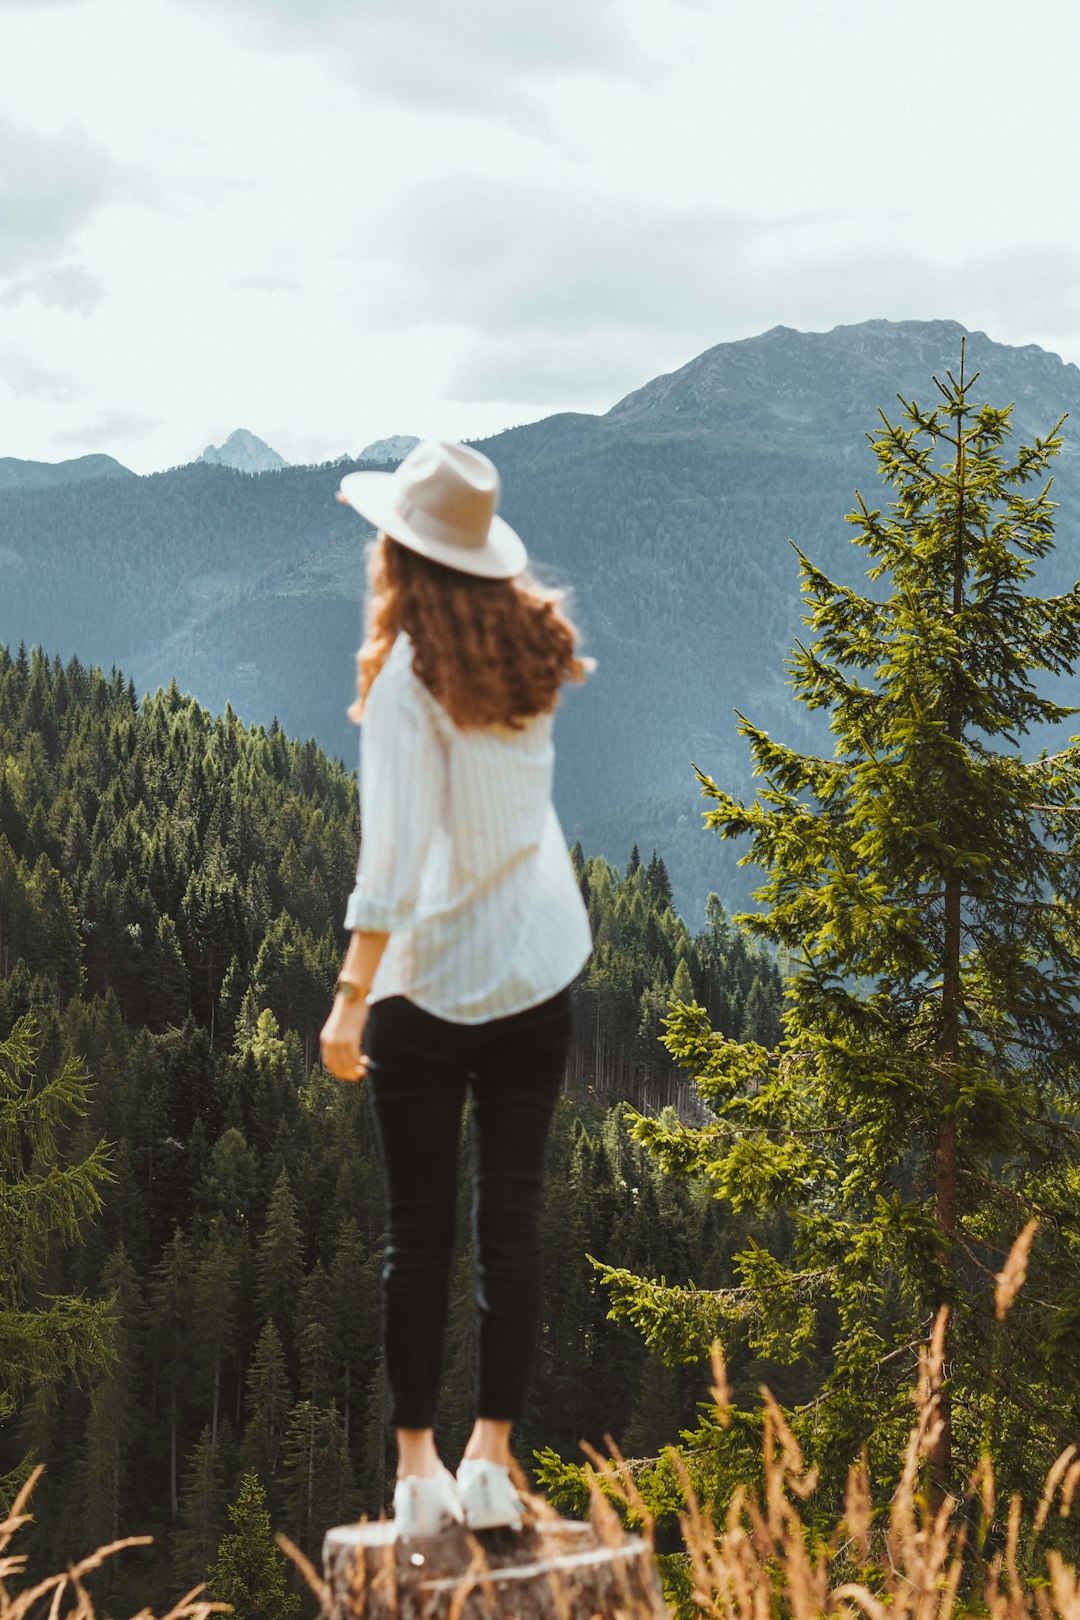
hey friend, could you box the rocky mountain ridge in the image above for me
[608,318,1080,435]
[0,453,134,491]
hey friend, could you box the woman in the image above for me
[319,439,593,1539]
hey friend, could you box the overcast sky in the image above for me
[3,0,1079,473]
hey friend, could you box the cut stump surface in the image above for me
[322,1505,668,1620]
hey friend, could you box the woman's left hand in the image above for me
[320,994,368,1082]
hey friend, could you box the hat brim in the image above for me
[337,470,528,580]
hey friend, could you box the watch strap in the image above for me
[335,976,368,1002]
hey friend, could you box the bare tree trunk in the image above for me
[934,873,960,1506]
[170,1386,179,1519]
[932,334,968,1510]
[307,1403,316,1552]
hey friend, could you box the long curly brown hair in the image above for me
[347,534,592,730]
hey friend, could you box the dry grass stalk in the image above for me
[444,1534,497,1620]
[1035,1451,1080,1538]
[1062,1463,1080,1524]
[0,1467,227,1620]
[995,1219,1039,1322]
[275,1532,328,1609]
[580,1436,656,1542]
[971,1456,996,1535]
[710,1345,732,1432]
[1045,1550,1080,1620]
[844,1452,873,1567]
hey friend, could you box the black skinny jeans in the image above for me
[363,986,574,1431]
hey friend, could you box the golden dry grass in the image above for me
[579,1225,1080,1620]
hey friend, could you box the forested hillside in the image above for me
[0,640,784,1610]
[6,320,1080,919]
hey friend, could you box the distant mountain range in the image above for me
[0,453,134,491]
[192,429,421,474]
[4,318,1080,920]
[0,428,421,497]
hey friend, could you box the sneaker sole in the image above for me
[464,1510,523,1531]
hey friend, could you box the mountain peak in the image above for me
[356,434,419,465]
[199,429,287,474]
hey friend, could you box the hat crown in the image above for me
[336,438,526,578]
[393,440,500,552]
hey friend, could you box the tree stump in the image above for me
[320,1496,668,1620]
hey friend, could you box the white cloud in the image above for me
[57,408,160,450]
[168,0,650,123]
[0,262,105,313]
[0,114,117,296]
[0,346,84,403]
[373,178,760,338]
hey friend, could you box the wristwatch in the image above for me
[335,976,368,1003]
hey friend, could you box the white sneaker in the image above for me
[456,1458,524,1531]
[392,1463,465,1538]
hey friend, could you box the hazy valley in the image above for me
[5,316,1080,920]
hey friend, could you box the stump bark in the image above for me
[320,1498,668,1620]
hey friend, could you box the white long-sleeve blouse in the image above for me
[344,631,592,1022]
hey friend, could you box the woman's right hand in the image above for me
[320,993,368,1082]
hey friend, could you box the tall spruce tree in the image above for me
[207,1471,299,1620]
[279,1399,355,1558]
[75,1245,143,1556]
[0,1012,113,1469]
[240,1321,291,1501]
[600,346,1080,1516]
[172,1424,229,1589]
[193,1217,242,1444]
[255,1169,304,1355]
[150,1227,194,1521]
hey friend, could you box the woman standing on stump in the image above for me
[319,440,593,1538]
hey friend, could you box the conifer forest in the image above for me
[0,637,782,1607]
[3,355,1080,1616]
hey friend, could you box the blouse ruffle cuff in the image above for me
[343,890,415,933]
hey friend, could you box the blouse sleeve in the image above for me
[343,654,448,933]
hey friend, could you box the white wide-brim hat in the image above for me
[337,438,527,579]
